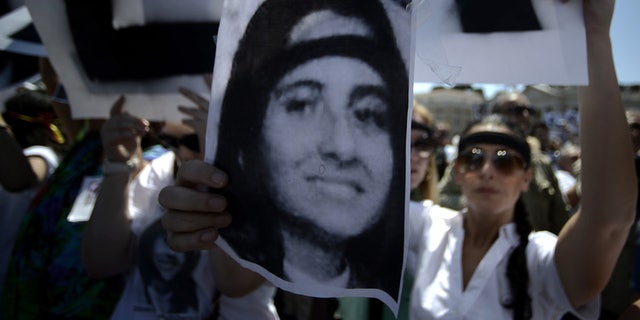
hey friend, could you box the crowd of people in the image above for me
[1,0,639,319]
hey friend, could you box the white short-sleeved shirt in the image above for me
[409,201,599,320]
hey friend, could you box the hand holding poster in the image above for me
[205,0,412,313]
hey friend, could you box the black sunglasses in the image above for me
[411,121,435,158]
[457,147,527,175]
[503,105,534,117]
[411,135,434,158]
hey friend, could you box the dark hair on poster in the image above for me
[214,0,408,298]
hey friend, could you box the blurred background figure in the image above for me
[1,58,121,319]
[433,119,453,181]
[553,143,580,212]
[608,109,640,320]
[338,101,439,320]
[0,84,66,306]
[529,121,557,166]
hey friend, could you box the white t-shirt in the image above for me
[110,152,279,320]
[409,201,599,320]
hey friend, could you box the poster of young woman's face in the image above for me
[205,0,411,313]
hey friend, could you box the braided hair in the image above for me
[504,197,533,319]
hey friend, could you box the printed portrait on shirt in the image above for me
[138,220,201,317]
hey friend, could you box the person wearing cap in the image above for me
[439,90,571,236]
[0,87,64,306]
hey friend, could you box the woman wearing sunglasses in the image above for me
[159,0,635,318]
[410,114,587,319]
[409,0,634,318]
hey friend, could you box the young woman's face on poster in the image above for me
[152,237,186,281]
[260,56,393,239]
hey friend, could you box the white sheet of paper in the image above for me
[0,6,46,57]
[25,0,211,121]
[413,0,587,85]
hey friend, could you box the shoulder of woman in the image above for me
[24,145,60,168]
[526,230,558,255]
[431,201,460,217]
[409,200,459,223]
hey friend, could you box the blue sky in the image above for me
[415,0,640,99]
[611,0,639,85]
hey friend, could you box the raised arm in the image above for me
[159,159,266,297]
[178,73,212,154]
[81,96,148,278]
[555,0,637,307]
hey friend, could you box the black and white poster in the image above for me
[205,0,412,313]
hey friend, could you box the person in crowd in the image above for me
[433,119,453,180]
[0,114,123,319]
[529,121,557,165]
[210,0,409,297]
[0,88,66,189]
[158,0,635,319]
[339,101,438,320]
[566,109,640,319]
[82,95,279,319]
[595,109,640,319]
[0,87,65,305]
[438,90,570,235]
[408,102,440,204]
[554,143,580,210]
[0,88,124,319]
[618,298,640,320]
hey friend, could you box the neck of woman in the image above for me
[460,208,513,289]
[281,228,349,285]
[463,207,513,247]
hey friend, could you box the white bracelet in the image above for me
[103,158,139,175]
